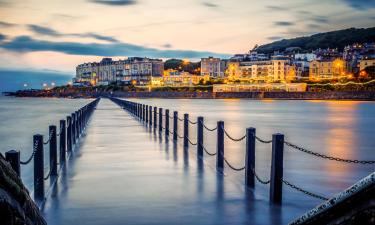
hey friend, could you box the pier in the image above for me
[3,98,374,225]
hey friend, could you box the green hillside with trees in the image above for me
[255,27,375,53]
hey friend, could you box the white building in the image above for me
[201,57,222,77]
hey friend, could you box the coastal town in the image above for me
[73,43,375,92]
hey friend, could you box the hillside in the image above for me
[255,27,375,53]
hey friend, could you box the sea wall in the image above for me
[108,91,375,100]
[5,90,375,100]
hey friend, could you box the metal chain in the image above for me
[188,120,197,125]
[56,126,63,137]
[177,117,184,122]
[43,130,54,145]
[282,179,329,201]
[284,141,375,164]
[44,165,52,180]
[251,167,270,184]
[255,136,272,144]
[203,146,217,156]
[186,137,197,145]
[20,140,38,165]
[203,124,217,132]
[224,158,245,171]
[224,129,246,142]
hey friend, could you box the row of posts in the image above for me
[110,98,285,204]
[5,98,100,202]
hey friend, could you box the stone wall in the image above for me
[0,154,46,225]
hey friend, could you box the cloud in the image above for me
[267,36,283,41]
[89,0,137,6]
[0,34,6,41]
[28,24,60,36]
[341,0,375,10]
[266,5,288,11]
[27,24,119,42]
[0,35,230,59]
[311,16,329,24]
[274,21,294,26]
[202,2,218,8]
[78,33,119,42]
[0,21,16,28]
[162,43,172,48]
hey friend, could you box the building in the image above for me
[75,62,99,85]
[359,59,375,71]
[151,69,210,86]
[309,58,347,80]
[75,57,164,86]
[201,57,222,77]
[213,83,307,92]
[224,55,293,82]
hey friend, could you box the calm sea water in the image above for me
[0,96,374,208]
[0,96,91,191]
[133,98,375,202]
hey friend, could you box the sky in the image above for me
[0,0,374,75]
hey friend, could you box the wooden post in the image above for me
[183,114,189,147]
[216,121,224,170]
[71,113,76,145]
[245,127,256,188]
[159,108,163,132]
[173,111,178,141]
[270,133,284,204]
[67,116,72,152]
[143,105,146,122]
[49,125,58,176]
[149,106,152,126]
[165,109,169,136]
[60,120,66,163]
[197,117,204,159]
[34,134,44,201]
[145,105,149,124]
[153,107,157,129]
[5,150,20,176]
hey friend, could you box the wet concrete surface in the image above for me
[42,99,307,225]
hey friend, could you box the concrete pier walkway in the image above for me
[42,99,298,225]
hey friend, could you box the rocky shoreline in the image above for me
[3,90,375,100]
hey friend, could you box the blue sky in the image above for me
[0,0,374,74]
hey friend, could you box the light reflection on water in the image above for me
[0,96,374,209]
[132,98,375,198]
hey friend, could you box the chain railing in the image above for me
[284,141,375,164]
[282,179,329,201]
[252,167,270,184]
[43,130,54,145]
[109,98,375,205]
[20,140,38,165]
[188,119,197,125]
[203,124,217,132]
[5,98,100,207]
[224,157,245,171]
[255,136,272,144]
[223,129,246,142]
[203,146,217,156]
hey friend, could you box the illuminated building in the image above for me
[213,83,307,92]
[151,69,209,86]
[359,59,375,71]
[76,57,164,86]
[309,58,347,80]
[201,57,223,78]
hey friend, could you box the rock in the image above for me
[0,153,46,225]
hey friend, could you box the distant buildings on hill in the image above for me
[74,43,375,89]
